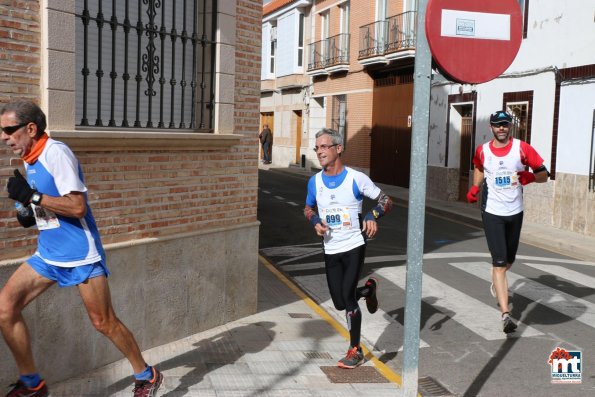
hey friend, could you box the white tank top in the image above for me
[315,169,365,254]
[482,138,525,216]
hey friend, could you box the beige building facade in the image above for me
[306,0,418,179]
[261,0,418,176]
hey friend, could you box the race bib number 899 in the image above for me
[320,207,352,230]
[326,214,342,227]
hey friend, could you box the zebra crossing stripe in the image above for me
[449,261,595,330]
[376,265,543,340]
[522,262,595,289]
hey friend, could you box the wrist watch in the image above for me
[31,191,43,206]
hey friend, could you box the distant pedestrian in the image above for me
[466,110,549,333]
[304,128,392,368]
[0,101,163,397]
[259,124,272,164]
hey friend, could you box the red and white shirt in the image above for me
[473,138,544,216]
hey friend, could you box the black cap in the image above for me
[490,110,512,125]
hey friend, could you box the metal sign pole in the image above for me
[402,0,431,396]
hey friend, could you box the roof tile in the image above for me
[263,0,296,16]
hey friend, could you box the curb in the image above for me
[259,255,421,395]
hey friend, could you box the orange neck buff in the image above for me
[22,133,49,165]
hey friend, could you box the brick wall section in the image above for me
[0,1,40,104]
[0,1,262,261]
[1,150,260,260]
[341,92,373,167]
[313,0,376,169]
[0,1,41,259]
[236,0,263,145]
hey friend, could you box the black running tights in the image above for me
[324,245,366,347]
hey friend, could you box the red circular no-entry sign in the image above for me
[426,0,522,84]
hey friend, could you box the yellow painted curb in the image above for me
[260,254,421,396]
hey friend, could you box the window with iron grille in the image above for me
[507,102,529,142]
[503,91,533,143]
[75,0,217,131]
[332,95,347,146]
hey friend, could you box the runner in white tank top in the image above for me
[304,128,393,368]
[467,110,549,334]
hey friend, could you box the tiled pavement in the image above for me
[50,260,402,397]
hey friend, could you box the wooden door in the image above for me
[458,116,473,201]
[294,110,302,164]
[370,72,413,187]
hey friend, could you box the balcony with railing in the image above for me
[385,11,416,60]
[358,20,388,65]
[358,11,417,66]
[308,39,328,75]
[326,33,350,72]
[307,33,350,75]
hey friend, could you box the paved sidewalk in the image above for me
[51,259,403,397]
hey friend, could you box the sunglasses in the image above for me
[313,144,338,152]
[490,122,511,128]
[1,122,30,135]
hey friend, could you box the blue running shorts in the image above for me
[27,256,110,287]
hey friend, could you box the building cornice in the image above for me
[263,0,311,22]
[49,130,242,151]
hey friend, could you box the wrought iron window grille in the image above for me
[76,0,217,131]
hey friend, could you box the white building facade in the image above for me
[261,0,312,167]
[428,0,595,235]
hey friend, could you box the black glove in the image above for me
[7,169,35,204]
[16,205,36,228]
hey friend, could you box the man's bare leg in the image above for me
[0,263,54,374]
[78,276,146,373]
[492,264,512,313]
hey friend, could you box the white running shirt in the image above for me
[482,138,525,216]
[306,167,381,254]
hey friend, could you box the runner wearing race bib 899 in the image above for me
[467,110,549,334]
[304,128,392,368]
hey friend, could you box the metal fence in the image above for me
[76,0,217,131]
[359,20,387,58]
[308,39,328,70]
[327,33,350,67]
[385,11,416,53]
[307,34,350,71]
[359,11,417,59]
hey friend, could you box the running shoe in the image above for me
[502,312,517,334]
[133,367,163,397]
[364,277,379,314]
[5,380,48,397]
[490,283,497,298]
[337,346,364,369]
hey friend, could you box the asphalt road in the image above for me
[258,168,595,397]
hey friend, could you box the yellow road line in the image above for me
[260,254,420,396]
